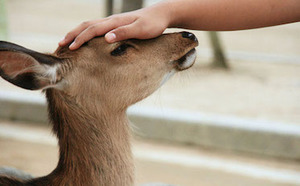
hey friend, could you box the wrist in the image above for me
[146,0,176,28]
[164,0,180,28]
[164,0,204,29]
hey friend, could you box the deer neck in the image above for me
[34,89,134,186]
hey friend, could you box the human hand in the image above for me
[59,3,172,50]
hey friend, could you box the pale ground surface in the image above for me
[0,120,299,186]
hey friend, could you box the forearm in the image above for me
[161,0,300,31]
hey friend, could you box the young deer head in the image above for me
[0,32,198,186]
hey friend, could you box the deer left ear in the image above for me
[0,41,62,90]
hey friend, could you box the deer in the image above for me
[0,31,198,186]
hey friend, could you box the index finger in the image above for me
[68,20,120,50]
[68,16,137,50]
[59,19,106,47]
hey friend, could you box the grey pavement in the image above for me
[1,121,300,186]
[1,80,300,160]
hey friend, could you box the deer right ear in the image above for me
[0,41,62,90]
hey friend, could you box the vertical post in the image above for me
[0,0,8,40]
[121,0,143,12]
[106,0,114,16]
[208,31,228,69]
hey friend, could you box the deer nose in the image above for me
[181,31,197,42]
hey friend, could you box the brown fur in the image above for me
[0,33,198,186]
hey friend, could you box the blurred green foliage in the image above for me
[0,0,8,40]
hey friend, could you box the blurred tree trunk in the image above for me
[121,0,143,12]
[208,31,228,69]
[0,0,8,40]
[106,0,114,16]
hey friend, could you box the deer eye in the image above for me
[111,44,132,56]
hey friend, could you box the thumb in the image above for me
[105,23,141,43]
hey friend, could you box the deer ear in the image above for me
[0,41,62,90]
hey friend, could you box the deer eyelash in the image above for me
[111,44,133,56]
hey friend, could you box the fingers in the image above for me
[63,15,137,50]
[59,9,165,49]
[105,20,165,43]
[59,20,99,47]
[105,22,144,43]
[105,26,134,43]
[59,5,170,50]
[68,21,115,50]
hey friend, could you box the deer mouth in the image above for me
[174,48,197,71]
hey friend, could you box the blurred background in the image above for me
[0,0,299,185]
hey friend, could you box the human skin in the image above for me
[59,0,300,50]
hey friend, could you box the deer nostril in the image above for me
[181,31,197,42]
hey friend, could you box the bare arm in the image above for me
[169,0,300,30]
[60,0,300,50]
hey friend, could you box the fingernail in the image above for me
[69,42,76,49]
[59,37,65,45]
[106,33,116,42]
